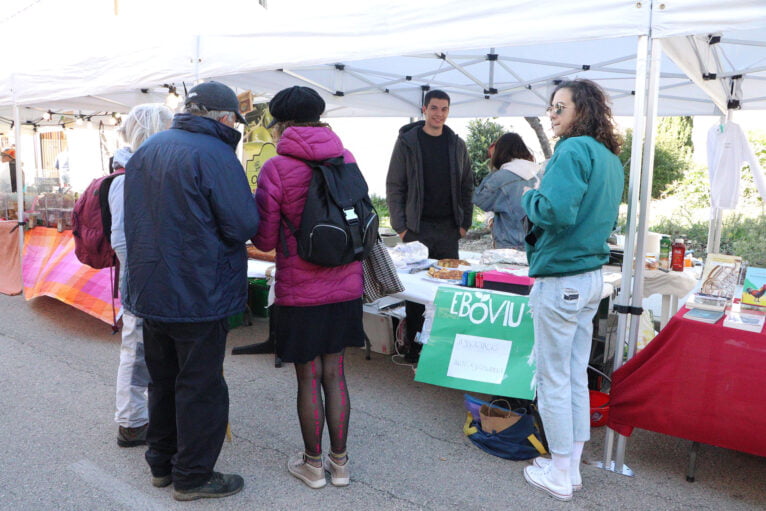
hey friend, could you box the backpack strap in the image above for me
[108,258,120,334]
[98,169,125,236]
[98,169,124,334]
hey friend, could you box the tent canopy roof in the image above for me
[1,0,765,124]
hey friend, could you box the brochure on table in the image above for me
[698,253,742,298]
[741,266,766,309]
[414,287,535,399]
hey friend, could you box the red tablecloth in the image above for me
[608,307,766,458]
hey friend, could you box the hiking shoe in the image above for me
[117,424,148,447]
[324,456,350,487]
[287,452,326,489]
[151,474,172,488]
[524,463,572,501]
[172,472,244,501]
[533,457,582,490]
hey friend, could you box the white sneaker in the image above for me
[524,463,573,501]
[323,456,350,487]
[532,456,583,490]
[287,452,327,489]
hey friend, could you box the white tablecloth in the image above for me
[392,269,615,306]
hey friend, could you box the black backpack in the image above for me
[282,156,378,267]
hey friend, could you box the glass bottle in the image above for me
[659,236,671,271]
[671,238,685,272]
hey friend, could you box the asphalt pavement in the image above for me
[1,293,764,510]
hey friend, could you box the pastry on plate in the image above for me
[437,258,470,268]
[428,267,464,280]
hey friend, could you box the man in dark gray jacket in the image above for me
[124,81,259,502]
[385,89,474,360]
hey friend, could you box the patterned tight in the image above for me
[294,351,350,457]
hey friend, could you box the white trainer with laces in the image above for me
[533,456,583,490]
[324,456,350,486]
[287,452,327,489]
[524,463,573,501]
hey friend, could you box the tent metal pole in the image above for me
[12,83,24,263]
[194,35,201,83]
[619,36,663,475]
[600,35,663,476]
[706,109,734,254]
[600,34,649,475]
[488,47,496,92]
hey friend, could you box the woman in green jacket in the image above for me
[522,79,623,502]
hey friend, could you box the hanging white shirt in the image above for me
[707,121,766,209]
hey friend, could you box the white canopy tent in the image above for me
[3,0,766,476]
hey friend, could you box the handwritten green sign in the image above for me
[414,287,536,399]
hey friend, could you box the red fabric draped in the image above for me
[608,307,766,458]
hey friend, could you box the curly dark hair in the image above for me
[490,132,534,170]
[550,79,622,155]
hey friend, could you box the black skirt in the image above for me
[273,298,364,364]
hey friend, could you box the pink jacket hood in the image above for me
[252,126,363,306]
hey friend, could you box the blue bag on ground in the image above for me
[462,394,547,461]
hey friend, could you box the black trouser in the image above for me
[403,218,460,350]
[142,318,230,490]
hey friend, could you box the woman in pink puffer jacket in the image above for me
[252,86,363,490]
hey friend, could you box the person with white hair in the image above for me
[108,103,174,449]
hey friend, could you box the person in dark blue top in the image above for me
[124,81,260,502]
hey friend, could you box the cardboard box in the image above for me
[362,312,395,355]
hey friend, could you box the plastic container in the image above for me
[658,236,671,271]
[248,278,270,318]
[589,390,610,427]
[671,238,685,272]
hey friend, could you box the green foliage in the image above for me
[619,116,694,202]
[466,118,506,185]
[370,194,390,227]
[661,164,710,208]
[370,194,388,217]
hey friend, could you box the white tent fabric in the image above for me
[2,1,765,122]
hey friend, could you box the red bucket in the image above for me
[589,390,610,427]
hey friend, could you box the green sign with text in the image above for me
[414,287,536,399]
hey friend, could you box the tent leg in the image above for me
[601,35,663,478]
[686,442,700,482]
[13,101,24,263]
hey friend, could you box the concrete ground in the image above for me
[0,293,764,510]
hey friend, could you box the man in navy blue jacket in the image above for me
[124,81,260,502]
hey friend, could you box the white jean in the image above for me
[529,269,601,455]
[114,309,149,427]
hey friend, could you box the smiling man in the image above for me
[386,89,474,361]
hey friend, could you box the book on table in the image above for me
[741,266,766,310]
[682,307,725,324]
[685,293,728,312]
[723,306,766,333]
[698,253,742,299]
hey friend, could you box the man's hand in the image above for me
[398,230,408,240]
[459,227,467,238]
